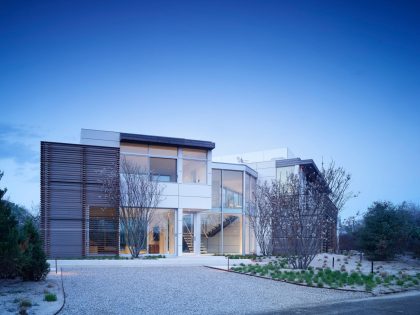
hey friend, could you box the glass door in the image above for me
[182,213,194,253]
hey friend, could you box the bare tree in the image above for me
[246,181,273,256]
[101,157,163,258]
[321,160,358,251]
[321,160,358,214]
[269,173,333,269]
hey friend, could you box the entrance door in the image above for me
[182,213,194,253]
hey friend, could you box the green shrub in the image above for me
[0,173,20,279]
[358,202,411,260]
[44,293,57,302]
[19,299,32,307]
[19,220,50,281]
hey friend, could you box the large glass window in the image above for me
[212,169,222,208]
[201,212,222,254]
[148,209,175,255]
[222,170,243,209]
[244,215,256,254]
[245,173,257,206]
[89,207,118,255]
[121,155,148,171]
[120,143,148,154]
[150,158,177,182]
[276,166,295,183]
[183,148,207,159]
[222,214,242,254]
[149,145,177,157]
[183,160,206,184]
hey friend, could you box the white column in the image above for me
[194,212,201,255]
[177,208,183,256]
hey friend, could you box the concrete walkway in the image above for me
[49,255,249,270]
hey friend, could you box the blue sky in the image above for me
[0,0,419,218]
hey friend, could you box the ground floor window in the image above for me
[119,208,175,255]
[89,207,119,255]
[148,209,176,255]
[200,212,243,255]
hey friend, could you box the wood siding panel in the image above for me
[41,142,120,258]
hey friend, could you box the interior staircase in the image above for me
[183,233,208,254]
[183,215,239,254]
[200,215,239,254]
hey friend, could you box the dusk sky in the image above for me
[0,1,419,219]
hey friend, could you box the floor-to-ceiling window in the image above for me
[119,208,175,255]
[89,207,119,255]
[201,212,222,254]
[148,209,176,255]
[204,168,244,255]
[244,173,257,254]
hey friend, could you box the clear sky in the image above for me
[0,0,419,218]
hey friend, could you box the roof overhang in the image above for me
[120,133,215,150]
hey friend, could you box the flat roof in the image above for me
[120,132,215,150]
[276,158,322,175]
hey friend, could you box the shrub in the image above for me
[19,299,32,307]
[0,173,20,279]
[19,220,50,281]
[358,202,413,260]
[44,293,57,302]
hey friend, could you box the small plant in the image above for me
[19,299,32,307]
[44,293,57,302]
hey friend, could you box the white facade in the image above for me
[79,129,311,257]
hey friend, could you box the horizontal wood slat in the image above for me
[41,141,120,258]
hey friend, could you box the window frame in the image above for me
[182,148,208,185]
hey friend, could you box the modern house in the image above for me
[40,129,335,258]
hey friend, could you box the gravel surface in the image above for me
[60,266,369,315]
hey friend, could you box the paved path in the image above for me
[266,291,420,315]
[60,266,368,315]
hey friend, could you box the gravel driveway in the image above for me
[60,266,369,314]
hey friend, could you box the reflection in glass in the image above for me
[183,160,206,184]
[121,155,148,171]
[222,214,242,254]
[120,143,148,154]
[148,209,175,255]
[89,207,118,255]
[222,170,243,209]
[183,148,207,159]
[276,166,295,183]
[201,212,222,254]
[149,145,177,157]
[212,169,222,208]
[182,213,194,253]
[150,157,177,182]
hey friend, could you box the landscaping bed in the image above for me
[230,255,420,294]
[0,272,63,315]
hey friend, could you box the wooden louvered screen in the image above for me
[41,141,120,258]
